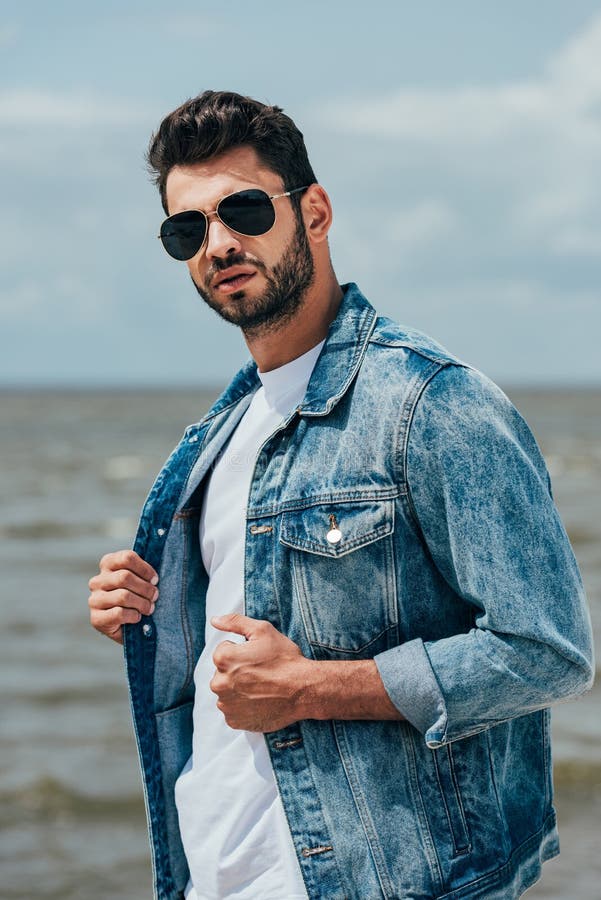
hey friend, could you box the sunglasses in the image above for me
[158,186,309,260]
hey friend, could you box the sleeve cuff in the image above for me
[374,637,448,748]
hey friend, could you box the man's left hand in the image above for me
[209,613,310,732]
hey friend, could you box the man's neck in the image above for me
[244,276,343,373]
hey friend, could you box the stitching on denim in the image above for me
[446,744,471,854]
[434,809,558,899]
[280,518,394,557]
[369,334,456,367]
[484,728,504,834]
[302,307,378,414]
[432,746,465,857]
[200,367,260,424]
[292,545,320,656]
[287,517,397,654]
[175,517,194,705]
[309,624,396,655]
[154,699,194,719]
[249,486,403,518]
[332,721,394,899]
[403,724,445,894]
[541,708,552,810]
[382,516,400,647]
[398,361,452,531]
[266,721,347,897]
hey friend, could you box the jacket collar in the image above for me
[299,282,377,415]
[201,282,377,423]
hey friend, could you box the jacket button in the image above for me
[157,528,166,537]
[326,528,342,544]
[142,623,153,637]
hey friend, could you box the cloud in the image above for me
[314,12,601,262]
[317,14,601,145]
[0,89,152,127]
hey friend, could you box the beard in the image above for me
[190,214,315,338]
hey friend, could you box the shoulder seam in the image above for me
[369,334,468,368]
[400,361,457,536]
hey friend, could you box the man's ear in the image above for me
[301,184,333,244]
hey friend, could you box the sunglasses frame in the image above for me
[158,185,310,260]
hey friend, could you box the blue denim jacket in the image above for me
[124,282,594,900]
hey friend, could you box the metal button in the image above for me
[142,623,153,637]
[157,528,166,537]
[326,513,341,544]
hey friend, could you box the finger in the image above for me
[98,549,158,584]
[89,568,158,602]
[88,588,156,617]
[90,606,142,642]
[212,639,240,671]
[209,672,227,695]
[211,613,266,639]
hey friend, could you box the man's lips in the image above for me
[212,267,257,293]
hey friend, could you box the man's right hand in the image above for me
[88,550,159,645]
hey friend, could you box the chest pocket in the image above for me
[279,499,398,659]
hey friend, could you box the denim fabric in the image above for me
[123,283,594,900]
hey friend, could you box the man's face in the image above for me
[164,146,314,336]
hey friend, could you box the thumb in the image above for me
[211,613,261,639]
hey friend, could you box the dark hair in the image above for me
[146,90,317,215]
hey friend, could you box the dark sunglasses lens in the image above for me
[160,211,207,260]
[219,190,275,236]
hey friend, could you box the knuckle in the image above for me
[120,569,134,589]
[121,549,137,567]
[115,588,130,606]
[210,673,224,694]
[100,550,120,569]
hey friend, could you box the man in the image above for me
[88,91,594,900]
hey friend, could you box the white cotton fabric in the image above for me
[175,340,325,900]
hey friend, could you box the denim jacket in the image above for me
[123,282,594,900]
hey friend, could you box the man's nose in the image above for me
[205,217,243,261]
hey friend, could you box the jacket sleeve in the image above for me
[374,363,595,748]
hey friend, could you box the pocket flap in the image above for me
[279,499,394,558]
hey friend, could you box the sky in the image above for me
[2,1,601,387]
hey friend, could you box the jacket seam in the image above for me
[332,722,391,899]
[199,369,259,424]
[434,809,557,898]
[369,334,458,367]
[250,487,403,517]
[400,361,457,533]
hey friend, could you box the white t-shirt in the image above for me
[175,340,325,900]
